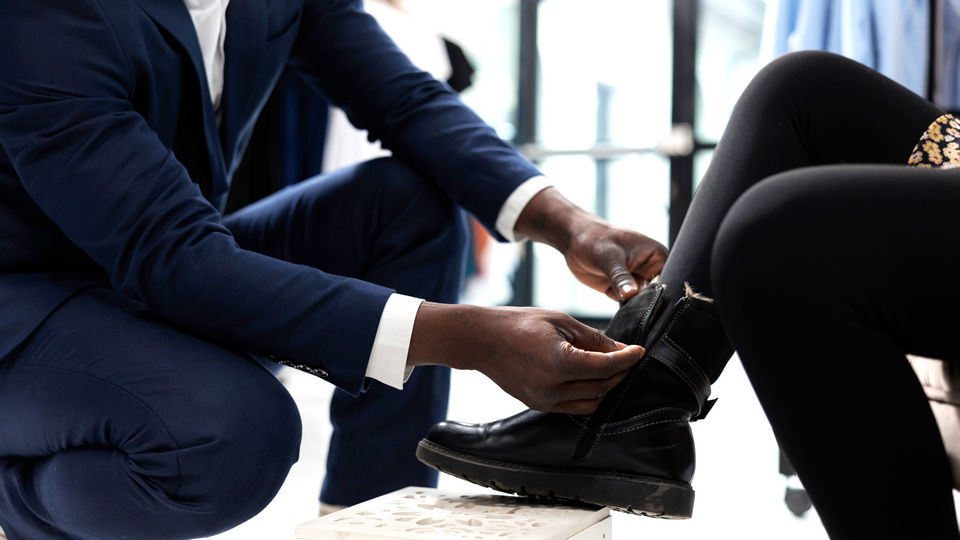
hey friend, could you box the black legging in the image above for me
[659,51,959,538]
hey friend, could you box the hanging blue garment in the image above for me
[938,0,960,109]
[767,0,929,97]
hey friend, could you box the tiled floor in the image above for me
[206,355,957,539]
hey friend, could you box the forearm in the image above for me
[514,187,605,252]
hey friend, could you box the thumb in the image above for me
[603,258,639,301]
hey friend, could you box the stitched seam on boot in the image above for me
[598,355,651,423]
[654,348,698,398]
[660,337,709,397]
[630,286,664,345]
[650,338,705,402]
[663,336,710,383]
[602,406,689,430]
[575,285,663,462]
[571,358,652,463]
[602,418,686,436]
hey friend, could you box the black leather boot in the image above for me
[416,282,733,518]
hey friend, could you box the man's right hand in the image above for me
[408,302,645,414]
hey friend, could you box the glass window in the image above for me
[405,0,521,140]
[537,0,673,150]
[529,1,675,316]
[695,0,766,143]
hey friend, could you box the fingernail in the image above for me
[620,284,636,297]
[627,345,645,354]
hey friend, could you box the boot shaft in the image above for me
[601,283,734,424]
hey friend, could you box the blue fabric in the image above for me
[0,287,304,540]
[226,157,468,507]
[0,0,540,393]
[938,0,960,109]
[768,0,929,96]
[262,70,331,192]
[0,157,467,538]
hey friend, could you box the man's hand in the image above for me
[515,187,668,302]
[408,303,645,414]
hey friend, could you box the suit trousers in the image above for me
[0,157,467,539]
[658,51,958,538]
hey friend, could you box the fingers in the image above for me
[562,342,644,380]
[633,244,668,281]
[553,316,645,379]
[557,369,629,400]
[561,318,621,353]
[531,363,632,413]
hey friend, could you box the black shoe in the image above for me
[416,282,733,518]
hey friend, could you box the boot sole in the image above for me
[416,439,694,519]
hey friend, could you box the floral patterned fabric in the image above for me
[908,114,960,169]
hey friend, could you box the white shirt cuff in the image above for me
[365,293,424,390]
[494,175,552,242]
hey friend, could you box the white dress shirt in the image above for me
[185,0,230,112]
[186,0,550,388]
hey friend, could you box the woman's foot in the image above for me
[417,282,732,518]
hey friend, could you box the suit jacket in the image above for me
[0,0,540,394]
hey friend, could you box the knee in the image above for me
[738,50,852,114]
[760,49,844,77]
[710,171,820,303]
[171,372,302,534]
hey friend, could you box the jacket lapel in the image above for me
[134,0,229,203]
[220,0,268,177]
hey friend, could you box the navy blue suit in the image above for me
[0,0,540,537]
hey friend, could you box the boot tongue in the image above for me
[603,283,666,344]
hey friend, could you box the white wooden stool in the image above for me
[295,487,612,540]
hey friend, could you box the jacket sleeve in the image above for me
[287,0,543,241]
[0,0,388,394]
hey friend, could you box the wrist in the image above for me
[514,187,597,252]
[408,302,484,370]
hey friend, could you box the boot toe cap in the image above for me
[424,420,485,450]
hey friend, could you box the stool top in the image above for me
[296,487,610,540]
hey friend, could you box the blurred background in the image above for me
[212,1,960,538]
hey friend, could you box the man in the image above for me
[0,0,665,538]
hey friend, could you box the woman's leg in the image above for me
[662,50,942,302]
[712,166,960,539]
[608,49,946,418]
[0,287,301,539]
